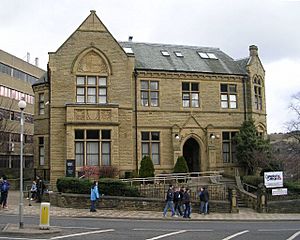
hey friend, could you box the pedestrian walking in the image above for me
[183,188,191,218]
[0,176,10,209]
[199,187,205,214]
[36,176,46,203]
[163,184,175,217]
[90,181,100,212]
[173,187,182,216]
[203,186,209,214]
[27,180,37,201]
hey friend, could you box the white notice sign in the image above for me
[264,171,283,188]
[272,188,288,196]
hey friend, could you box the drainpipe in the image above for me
[242,76,247,121]
[134,70,139,174]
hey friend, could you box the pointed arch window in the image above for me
[253,76,263,110]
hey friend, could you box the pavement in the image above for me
[1,191,300,222]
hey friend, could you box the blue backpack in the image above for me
[1,181,10,192]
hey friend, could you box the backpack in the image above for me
[1,181,9,192]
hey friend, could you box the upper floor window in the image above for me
[220,84,237,109]
[141,80,159,107]
[38,93,45,115]
[182,82,199,108]
[222,132,237,163]
[141,131,160,165]
[254,77,263,110]
[76,76,107,104]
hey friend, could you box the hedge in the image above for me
[56,177,140,197]
[242,175,263,187]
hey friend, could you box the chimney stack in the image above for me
[35,57,39,67]
[128,36,133,42]
[249,45,258,57]
[26,52,30,63]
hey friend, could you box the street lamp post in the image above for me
[18,99,26,229]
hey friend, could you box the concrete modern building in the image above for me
[32,11,267,185]
[0,49,45,177]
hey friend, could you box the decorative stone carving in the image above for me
[77,51,108,74]
[101,110,111,121]
[87,110,100,120]
[74,110,86,120]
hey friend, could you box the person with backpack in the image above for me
[0,176,10,209]
[163,184,175,217]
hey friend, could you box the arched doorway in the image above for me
[183,138,200,172]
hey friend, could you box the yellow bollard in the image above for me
[39,202,50,230]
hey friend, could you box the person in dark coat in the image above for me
[182,188,191,218]
[203,187,209,214]
[173,187,182,216]
[199,187,205,214]
[163,184,175,217]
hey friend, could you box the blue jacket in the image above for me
[90,185,100,201]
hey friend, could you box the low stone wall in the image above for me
[47,192,230,213]
[267,199,300,213]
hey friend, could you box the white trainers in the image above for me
[26,197,29,200]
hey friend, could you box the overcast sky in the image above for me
[1,0,299,133]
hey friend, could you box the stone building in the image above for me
[0,50,45,177]
[32,11,267,185]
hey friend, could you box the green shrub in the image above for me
[139,156,155,178]
[173,156,189,173]
[98,178,140,197]
[56,177,140,197]
[284,181,300,194]
[56,177,92,194]
[242,175,263,187]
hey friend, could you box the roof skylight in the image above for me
[174,51,183,57]
[198,52,218,60]
[123,47,134,54]
[161,50,170,56]
[198,52,209,59]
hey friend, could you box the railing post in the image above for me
[257,183,267,213]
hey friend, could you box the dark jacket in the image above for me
[199,191,205,202]
[166,189,174,201]
[182,191,190,204]
[203,189,209,202]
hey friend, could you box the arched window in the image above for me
[253,76,263,110]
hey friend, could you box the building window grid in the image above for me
[75,129,111,167]
[254,78,263,110]
[141,80,159,107]
[0,85,34,104]
[0,62,39,84]
[222,132,237,163]
[76,76,107,104]
[220,84,237,109]
[141,132,160,165]
[182,82,199,108]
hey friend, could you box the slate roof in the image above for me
[119,42,248,75]
[32,72,48,86]
[33,42,249,86]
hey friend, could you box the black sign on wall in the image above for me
[66,159,75,177]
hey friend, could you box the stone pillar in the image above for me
[257,183,267,213]
[229,187,239,213]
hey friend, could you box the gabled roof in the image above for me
[119,42,247,75]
